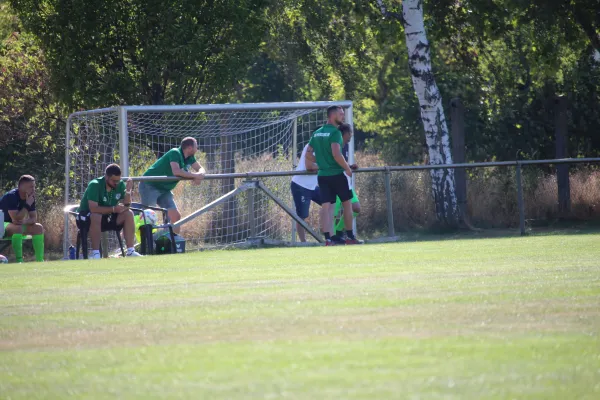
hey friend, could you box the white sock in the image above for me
[127,247,135,254]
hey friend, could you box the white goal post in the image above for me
[63,101,355,256]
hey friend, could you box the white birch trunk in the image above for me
[402,0,459,225]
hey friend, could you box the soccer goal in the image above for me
[63,101,354,256]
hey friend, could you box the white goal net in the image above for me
[64,102,354,254]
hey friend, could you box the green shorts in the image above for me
[334,189,359,216]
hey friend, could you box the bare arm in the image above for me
[170,162,204,179]
[306,159,319,172]
[123,179,133,205]
[88,200,126,215]
[304,146,318,172]
[24,210,38,225]
[8,209,28,224]
[331,143,352,175]
[191,161,206,174]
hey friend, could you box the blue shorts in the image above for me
[139,182,177,210]
[291,182,322,219]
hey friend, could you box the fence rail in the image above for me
[117,157,600,241]
[122,157,600,182]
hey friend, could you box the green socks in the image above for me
[11,234,23,263]
[334,212,358,233]
[33,234,44,262]
[11,233,44,262]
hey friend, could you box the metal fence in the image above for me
[119,156,600,240]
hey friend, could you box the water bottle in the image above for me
[68,245,76,260]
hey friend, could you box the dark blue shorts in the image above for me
[291,182,322,219]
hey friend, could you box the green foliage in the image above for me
[0,20,67,196]
[2,0,600,199]
[10,0,273,107]
[424,0,600,161]
[0,1,18,40]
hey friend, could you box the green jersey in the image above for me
[143,147,196,191]
[308,124,344,176]
[78,177,126,213]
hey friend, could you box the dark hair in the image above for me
[327,105,342,117]
[339,123,352,135]
[181,137,197,150]
[18,175,35,186]
[105,164,122,177]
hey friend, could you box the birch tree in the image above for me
[377,0,459,226]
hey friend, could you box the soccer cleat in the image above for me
[126,250,143,257]
[345,238,364,245]
[330,235,346,245]
[325,239,336,246]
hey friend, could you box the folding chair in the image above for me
[64,205,128,259]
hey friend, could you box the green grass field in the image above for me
[1,235,599,399]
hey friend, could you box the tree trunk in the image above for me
[402,0,459,226]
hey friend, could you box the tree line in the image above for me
[1,0,599,224]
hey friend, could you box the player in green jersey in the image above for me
[78,164,140,259]
[140,137,206,233]
[333,123,361,241]
[306,106,360,245]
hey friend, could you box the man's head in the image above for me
[339,123,353,145]
[327,106,345,125]
[104,164,122,189]
[181,137,198,158]
[18,175,35,195]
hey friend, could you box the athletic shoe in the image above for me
[126,250,143,257]
[345,238,364,245]
[90,252,101,260]
[330,235,346,245]
[325,239,336,246]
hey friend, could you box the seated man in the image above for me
[140,137,205,234]
[0,175,44,263]
[78,164,141,259]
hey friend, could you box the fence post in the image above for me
[450,98,467,220]
[384,168,395,237]
[516,162,526,236]
[555,95,571,216]
[248,183,256,238]
[101,233,109,258]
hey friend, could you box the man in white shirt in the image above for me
[290,144,325,242]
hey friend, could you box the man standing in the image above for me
[140,137,205,233]
[290,144,326,242]
[333,123,361,239]
[78,164,141,259]
[306,106,360,245]
[0,175,45,262]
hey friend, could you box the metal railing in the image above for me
[59,156,600,258]
[119,157,600,239]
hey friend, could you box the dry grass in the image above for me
[31,153,600,254]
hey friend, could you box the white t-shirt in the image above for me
[292,145,318,191]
